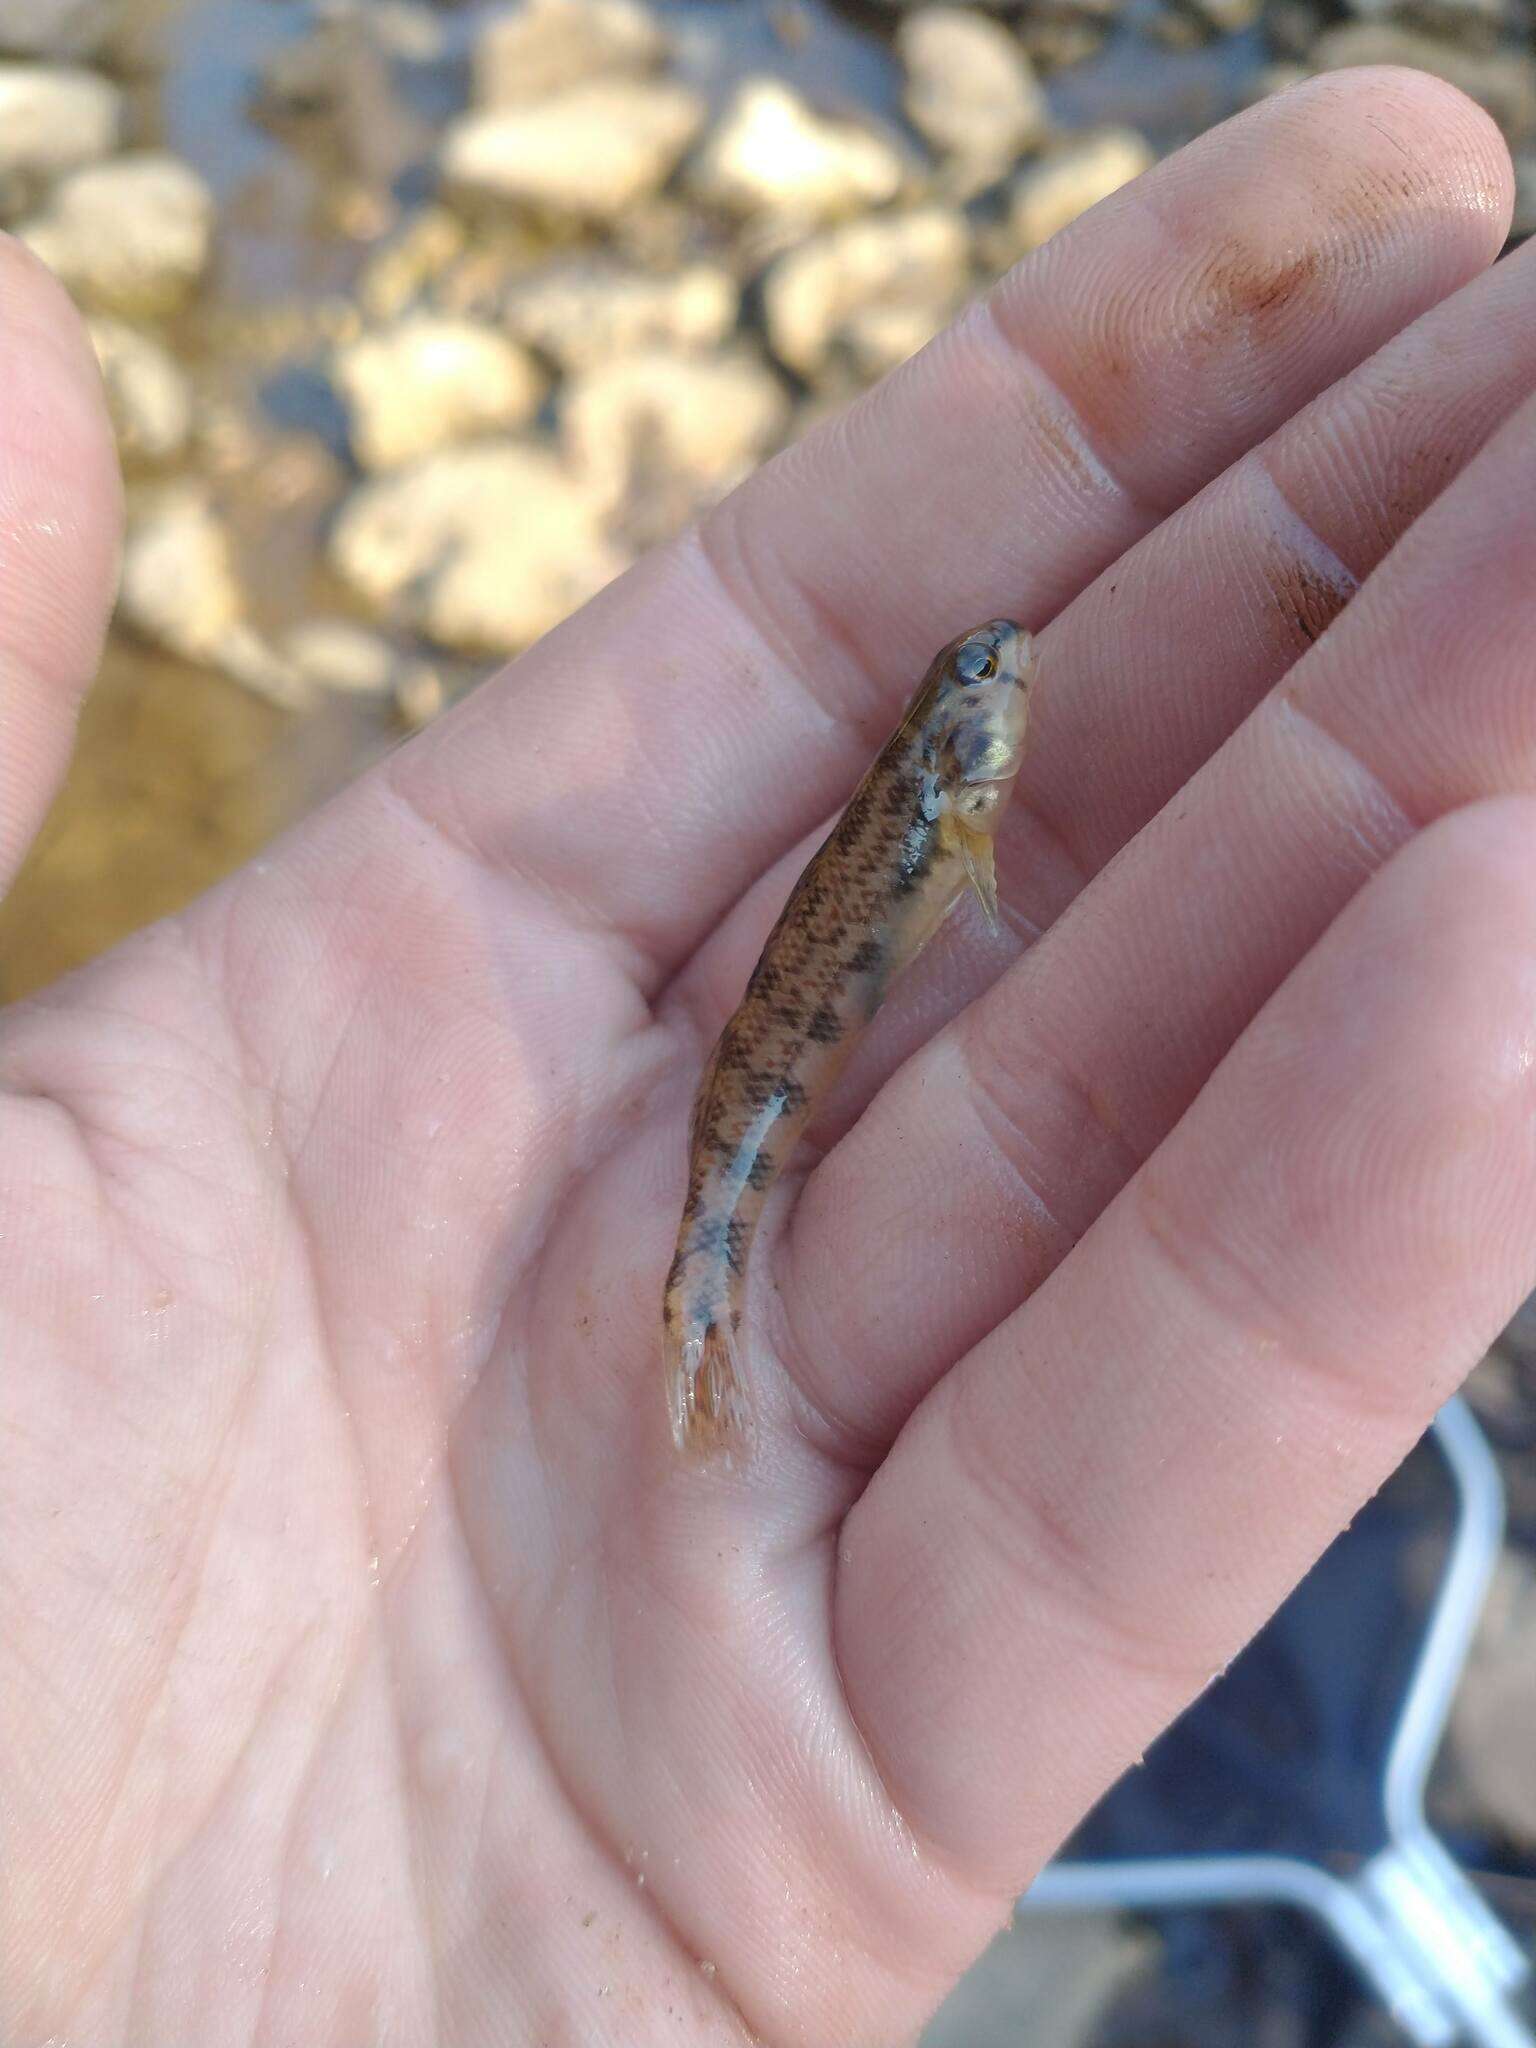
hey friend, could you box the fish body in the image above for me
[663,619,1036,1455]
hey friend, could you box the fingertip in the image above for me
[1262,64,1513,244]
[1365,794,1536,1083]
[0,231,124,897]
[0,229,125,642]
[988,58,1514,523]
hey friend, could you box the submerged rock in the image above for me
[281,615,445,725]
[502,256,739,370]
[441,78,705,220]
[21,152,216,315]
[87,317,193,469]
[1000,127,1154,253]
[763,206,970,381]
[687,80,905,222]
[332,315,545,470]
[0,62,122,207]
[356,208,469,323]
[561,347,790,514]
[119,486,240,660]
[281,616,401,696]
[329,441,627,654]
[897,10,1048,188]
[280,616,443,726]
[472,0,665,107]
[119,486,312,709]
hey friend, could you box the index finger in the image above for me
[389,70,1509,983]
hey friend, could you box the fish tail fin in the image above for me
[666,1316,752,1460]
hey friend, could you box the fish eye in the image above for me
[956,642,998,685]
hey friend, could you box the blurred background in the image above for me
[0,0,1532,2039]
[4,0,1535,1002]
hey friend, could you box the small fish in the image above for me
[663,619,1036,1456]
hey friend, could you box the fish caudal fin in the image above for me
[666,1318,751,1459]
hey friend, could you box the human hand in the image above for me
[6,67,1536,2048]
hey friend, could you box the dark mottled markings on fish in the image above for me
[806,1005,841,1045]
[723,1215,750,1276]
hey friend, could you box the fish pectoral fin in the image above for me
[958,825,999,935]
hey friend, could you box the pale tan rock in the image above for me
[898,10,1047,182]
[441,78,705,220]
[281,615,445,724]
[357,208,468,322]
[1002,128,1153,252]
[561,347,789,509]
[329,441,627,653]
[393,664,446,728]
[280,617,401,696]
[503,257,739,370]
[763,207,970,380]
[119,485,243,661]
[87,318,193,469]
[21,152,216,314]
[333,315,544,470]
[839,298,952,380]
[687,80,904,222]
[0,62,122,198]
[119,486,312,708]
[473,0,665,107]
[213,629,316,710]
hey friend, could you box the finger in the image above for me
[836,797,1536,1882]
[783,282,1536,1453]
[386,71,1509,982]
[0,239,122,900]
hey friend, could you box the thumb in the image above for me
[0,239,122,903]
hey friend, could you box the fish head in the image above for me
[932,618,1035,833]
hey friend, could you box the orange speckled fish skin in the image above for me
[664,619,1036,1457]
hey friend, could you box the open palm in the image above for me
[8,69,1536,2048]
